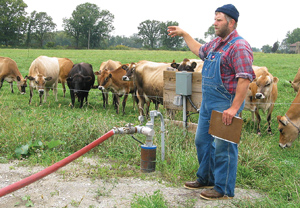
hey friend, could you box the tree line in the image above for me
[1,0,299,52]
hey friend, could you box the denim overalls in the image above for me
[195,37,244,197]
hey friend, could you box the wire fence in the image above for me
[1,84,299,107]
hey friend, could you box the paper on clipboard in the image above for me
[208,110,243,144]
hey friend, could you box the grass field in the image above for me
[1,49,300,207]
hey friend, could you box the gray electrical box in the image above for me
[176,71,192,95]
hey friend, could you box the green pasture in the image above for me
[1,49,300,207]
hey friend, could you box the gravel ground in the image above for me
[0,158,263,208]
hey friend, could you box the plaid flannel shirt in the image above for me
[199,30,256,94]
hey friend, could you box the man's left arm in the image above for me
[222,78,250,125]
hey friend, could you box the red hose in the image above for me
[0,129,115,198]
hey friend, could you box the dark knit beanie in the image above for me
[215,4,239,22]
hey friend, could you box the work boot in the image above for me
[184,180,214,189]
[200,188,233,200]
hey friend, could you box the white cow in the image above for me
[28,56,60,105]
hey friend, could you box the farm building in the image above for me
[290,41,300,53]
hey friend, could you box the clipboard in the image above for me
[208,110,243,144]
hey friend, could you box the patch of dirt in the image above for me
[0,158,263,207]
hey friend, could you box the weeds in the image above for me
[1,50,300,207]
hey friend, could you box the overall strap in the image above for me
[223,36,243,52]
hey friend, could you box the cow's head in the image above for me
[277,115,299,148]
[97,69,112,91]
[244,82,257,112]
[16,75,28,94]
[28,74,52,95]
[171,58,197,72]
[122,62,136,81]
[254,72,279,99]
[67,74,92,96]
[289,80,300,93]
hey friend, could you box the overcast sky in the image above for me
[24,0,299,49]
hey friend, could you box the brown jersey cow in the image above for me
[95,60,122,108]
[289,67,300,92]
[277,90,300,148]
[244,66,278,134]
[0,57,27,94]
[58,58,74,97]
[97,64,135,115]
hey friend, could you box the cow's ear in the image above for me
[45,77,52,81]
[28,76,35,81]
[108,73,112,78]
[122,65,128,70]
[191,62,197,69]
[273,77,279,84]
[171,62,179,69]
[94,71,101,76]
[277,115,288,126]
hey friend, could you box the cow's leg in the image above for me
[84,93,89,106]
[54,82,58,101]
[136,91,145,124]
[43,89,50,103]
[0,77,4,90]
[29,87,33,104]
[79,96,84,108]
[113,93,118,110]
[122,93,129,115]
[101,90,107,108]
[62,80,66,97]
[9,82,14,93]
[70,90,75,108]
[115,95,120,114]
[145,100,151,118]
[255,109,261,135]
[267,104,274,134]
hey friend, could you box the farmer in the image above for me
[168,4,256,200]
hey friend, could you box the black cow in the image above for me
[67,63,95,108]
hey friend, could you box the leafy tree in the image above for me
[54,31,72,47]
[251,47,260,52]
[138,20,161,49]
[89,9,114,49]
[261,45,272,53]
[195,38,206,44]
[108,34,142,48]
[29,11,56,47]
[271,41,279,53]
[63,3,114,49]
[0,0,28,46]
[285,28,300,44]
[204,25,216,40]
[159,21,183,49]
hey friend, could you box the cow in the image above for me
[171,58,204,72]
[289,67,300,92]
[97,64,136,114]
[0,57,27,94]
[243,66,279,134]
[57,58,74,97]
[122,60,171,123]
[94,60,122,108]
[67,62,95,108]
[277,90,300,148]
[27,56,59,105]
